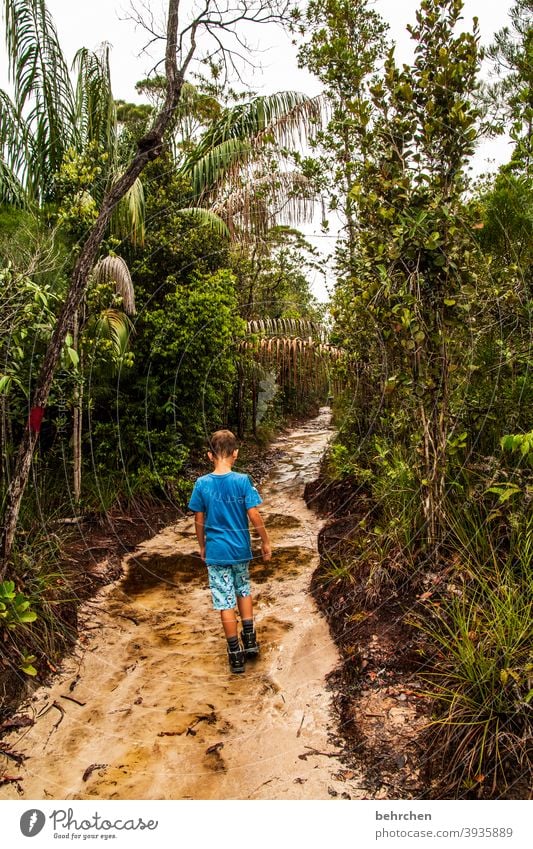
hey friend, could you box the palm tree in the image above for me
[179,91,321,236]
[0,1,144,242]
[0,0,320,508]
[1,2,321,244]
[69,255,135,503]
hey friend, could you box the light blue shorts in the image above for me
[206,562,251,610]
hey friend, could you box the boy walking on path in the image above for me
[188,429,272,674]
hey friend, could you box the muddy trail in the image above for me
[0,408,363,800]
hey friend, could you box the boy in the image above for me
[188,429,272,674]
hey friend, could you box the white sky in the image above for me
[0,0,516,299]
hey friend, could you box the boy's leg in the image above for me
[237,598,259,657]
[220,608,238,638]
[207,565,245,672]
[236,587,259,658]
[236,594,253,621]
[220,608,245,673]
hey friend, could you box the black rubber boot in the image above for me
[241,628,260,658]
[228,646,246,674]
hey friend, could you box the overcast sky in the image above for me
[0,0,515,298]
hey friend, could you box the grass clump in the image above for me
[414,510,533,795]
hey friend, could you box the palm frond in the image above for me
[73,45,116,152]
[180,92,321,201]
[177,207,230,239]
[94,308,132,358]
[246,318,326,340]
[92,255,135,315]
[252,92,323,149]
[191,92,320,155]
[2,0,77,196]
[110,175,145,247]
[180,137,253,201]
[0,88,32,201]
[213,171,315,236]
[0,156,27,206]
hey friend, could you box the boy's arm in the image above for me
[247,507,271,561]
[194,512,206,561]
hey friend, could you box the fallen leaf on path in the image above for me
[334,769,356,781]
[0,715,34,731]
[0,746,26,764]
[82,764,107,782]
[205,743,224,755]
[0,775,22,786]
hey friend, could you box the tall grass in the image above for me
[414,506,533,794]
[1,526,79,703]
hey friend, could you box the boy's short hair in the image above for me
[208,429,238,458]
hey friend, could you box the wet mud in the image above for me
[0,408,364,800]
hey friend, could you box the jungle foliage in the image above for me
[0,0,531,800]
[0,1,329,700]
[296,0,532,796]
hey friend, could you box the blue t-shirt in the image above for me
[188,471,262,565]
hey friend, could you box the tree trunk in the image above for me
[251,375,257,438]
[0,0,186,573]
[236,365,245,440]
[0,394,10,491]
[72,310,82,504]
[418,308,449,562]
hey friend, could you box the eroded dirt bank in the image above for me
[305,474,438,799]
[0,408,364,800]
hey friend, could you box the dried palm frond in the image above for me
[92,255,135,316]
[212,171,315,236]
[246,318,325,341]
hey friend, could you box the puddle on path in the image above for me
[0,407,366,800]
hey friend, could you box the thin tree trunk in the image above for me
[419,309,449,561]
[237,365,245,440]
[252,375,257,438]
[72,309,81,504]
[0,0,188,572]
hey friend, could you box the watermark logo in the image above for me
[20,809,46,837]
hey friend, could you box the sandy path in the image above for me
[0,408,362,800]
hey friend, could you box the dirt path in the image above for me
[0,408,363,800]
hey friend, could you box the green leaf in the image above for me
[0,375,12,394]
[17,610,37,623]
[67,347,79,367]
[0,581,16,599]
[486,484,522,503]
